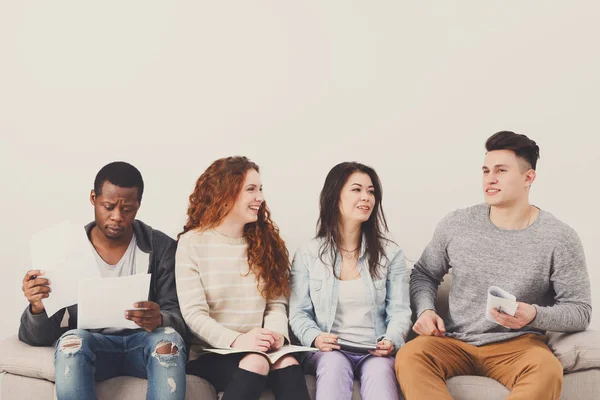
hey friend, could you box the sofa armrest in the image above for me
[0,335,55,381]
[546,330,600,373]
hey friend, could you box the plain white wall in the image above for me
[1,1,598,339]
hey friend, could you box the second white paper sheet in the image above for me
[78,274,151,330]
[30,220,99,317]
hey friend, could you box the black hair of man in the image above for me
[94,161,144,202]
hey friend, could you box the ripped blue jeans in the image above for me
[54,328,187,400]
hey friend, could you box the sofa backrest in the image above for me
[435,273,452,319]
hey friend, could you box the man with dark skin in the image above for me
[20,161,187,400]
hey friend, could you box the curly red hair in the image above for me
[178,156,290,300]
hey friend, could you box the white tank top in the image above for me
[330,278,376,345]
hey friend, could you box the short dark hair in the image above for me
[485,131,540,170]
[94,161,144,201]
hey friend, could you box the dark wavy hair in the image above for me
[316,162,390,279]
[178,156,290,300]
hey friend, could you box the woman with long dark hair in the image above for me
[176,156,309,400]
[289,162,411,399]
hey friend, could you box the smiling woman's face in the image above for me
[228,168,264,225]
[338,172,375,225]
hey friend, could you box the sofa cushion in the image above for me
[546,330,600,373]
[0,373,55,400]
[96,375,216,400]
[0,335,55,381]
[447,376,508,399]
[560,369,600,399]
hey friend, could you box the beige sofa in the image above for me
[2,275,599,399]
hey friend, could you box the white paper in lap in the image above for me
[77,274,151,330]
[30,220,99,317]
[486,285,518,324]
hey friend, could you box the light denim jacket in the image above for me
[289,237,412,352]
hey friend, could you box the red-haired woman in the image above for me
[175,156,310,400]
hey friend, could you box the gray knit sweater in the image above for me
[411,204,591,346]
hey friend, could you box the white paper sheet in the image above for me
[77,274,151,330]
[30,220,100,317]
[486,285,518,324]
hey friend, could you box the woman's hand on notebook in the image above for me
[269,332,285,351]
[314,333,340,352]
[368,339,394,357]
[231,328,277,352]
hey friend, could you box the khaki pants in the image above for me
[395,334,563,400]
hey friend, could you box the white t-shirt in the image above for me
[93,234,137,278]
[330,278,376,345]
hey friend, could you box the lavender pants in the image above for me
[302,350,399,400]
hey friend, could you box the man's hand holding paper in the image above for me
[21,270,51,314]
[486,286,537,329]
[125,301,163,332]
[491,302,537,329]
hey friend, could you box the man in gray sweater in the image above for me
[395,131,591,400]
[19,161,187,400]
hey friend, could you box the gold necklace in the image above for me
[338,246,359,259]
[523,205,534,229]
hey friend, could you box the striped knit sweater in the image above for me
[175,229,289,359]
